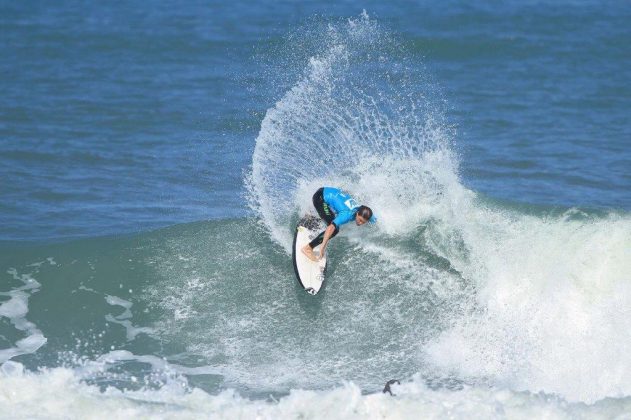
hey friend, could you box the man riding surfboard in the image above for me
[301,187,376,262]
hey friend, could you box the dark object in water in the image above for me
[382,379,400,396]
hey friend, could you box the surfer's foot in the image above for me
[301,245,318,262]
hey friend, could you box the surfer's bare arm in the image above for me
[319,223,336,259]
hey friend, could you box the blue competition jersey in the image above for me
[322,187,377,228]
[322,187,361,227]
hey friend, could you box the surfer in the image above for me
[301,187,375,262]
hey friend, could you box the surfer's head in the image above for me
[355,205,373,226]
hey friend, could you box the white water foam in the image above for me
[2,362,631,419]
[105,295,154,341]
[0,263,50,363]
[423,202,631,403]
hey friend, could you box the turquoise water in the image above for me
[1,2,631,418]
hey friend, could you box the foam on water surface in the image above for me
[0,263,49,363]
[2,362,631,420]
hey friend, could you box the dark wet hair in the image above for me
[357,205,372,220]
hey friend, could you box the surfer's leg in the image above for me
[312,188,335,225]
[301,245,318,261]
[307,187,337,252]
[307,225,339,249]
[303,188,338,259]
[302,226,338,261]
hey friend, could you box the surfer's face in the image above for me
[355,214,368,226]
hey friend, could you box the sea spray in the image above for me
[246,12,455,250]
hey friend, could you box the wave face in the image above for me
[1,210,630,418]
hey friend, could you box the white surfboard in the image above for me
[292,215,327,295]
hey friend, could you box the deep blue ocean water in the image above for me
[2,0,629,241]
[1,1,630,418]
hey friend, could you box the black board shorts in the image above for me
[309,188,340,248]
